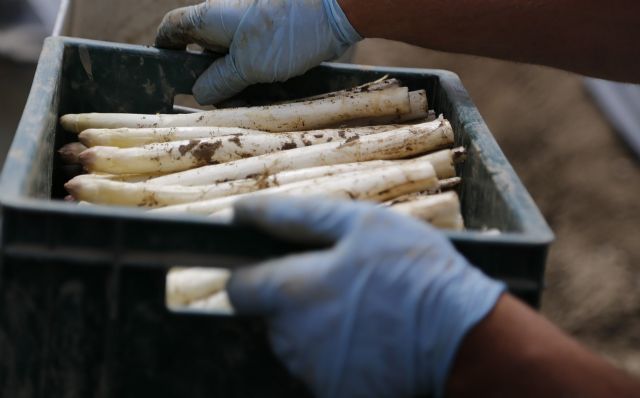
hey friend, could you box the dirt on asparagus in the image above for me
[354,39,640,376]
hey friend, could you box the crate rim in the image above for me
[0,196,552,247]
[0,36,555,248]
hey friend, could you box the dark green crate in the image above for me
[0,37,553,397]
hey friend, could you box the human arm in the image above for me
[156,0,640,104]
[338,0,640,83]
[447,294,640,397]
[227,196,640,398]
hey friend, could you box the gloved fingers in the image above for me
[192,54,248,104]
[232,195,376,245]
[155,4,210,50]
[226,251,329,315]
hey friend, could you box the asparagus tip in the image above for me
[64,177,82,197]
[78,148,97,171]
[58,142,87,164]
[60,114,79,133]
[77,130,93,147]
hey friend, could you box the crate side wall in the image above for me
[0,257,111,397]
[0,39,65,201]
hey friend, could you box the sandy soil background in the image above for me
[352,39,640,375]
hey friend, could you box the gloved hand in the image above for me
[155,0,362,104]
[227,196,506,398]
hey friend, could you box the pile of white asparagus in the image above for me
[58,77,467,313]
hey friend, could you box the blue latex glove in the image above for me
[155,0,362,104]
[227,196,506,398]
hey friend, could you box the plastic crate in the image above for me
[0,37,553,397]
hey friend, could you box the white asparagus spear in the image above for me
[84,142,460,182]
[438,176,463,191]
[147,118,454,186]
[79,126,269,147]
[185,290,233,313]
[78,124,401,148]
[281,76,400,103]
[66,148,463,207]
[58,142,87,164]
[78,126,395,174]
[382,177,463,206]
[415,147,464,179]
[391,191,464,230]
[66,160,394,206]
[405,90,429,119]
[80,172,169,183]
[59,86,411,133]
[165,267,230,307]
[201,190,465,229]
[153,160,438,215]
[345,89,429,126]
[400,90,429,122]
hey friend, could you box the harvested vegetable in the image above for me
[146,118,454,186]
[166,267,230,307]
[152,160,438,215]
[77,125,400,148]
[391,191,464,230]
[60,86,412,133]
[348,89,428,126]
[66,160,392,207]
[78,127,402,174]
[58,142,87,164]
[284,76,400,103]
[66,149,462,207]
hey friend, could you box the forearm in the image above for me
[447,294,640,397]
[338,0,640,82]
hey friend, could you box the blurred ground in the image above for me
[354,39,640,375]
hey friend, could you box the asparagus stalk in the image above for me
[78,125,399,174]
[58,142,87,164]
[165,267,230,307]
[345,90,429,126]
[152,160,438,215]
[185,290,233,312]
[283,76,400,103]
[147,118,454,186]
[404,90,429,121]
[381,177,461,206]
[417,147,464,179]
[66,160,395,206]
[390,191,464,230]
[78,124,401,148]
[83,172,169,183]
[59,86,412,133]
[79,126,269,148]
[67,147,462,207]
[382,176,463,206]
[438,176,463,191]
